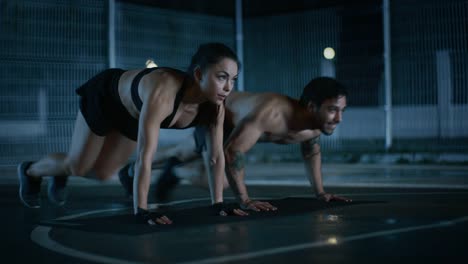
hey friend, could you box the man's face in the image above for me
[314,96,347,135]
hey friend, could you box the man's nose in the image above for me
[334,111,343,123]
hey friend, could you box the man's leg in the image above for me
[188,158,229,190]
[118,133,201,200]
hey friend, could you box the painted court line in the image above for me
[30,194,468,264]
[180,216,468,264]
[31,198,212,264]
[56,197,211,220]
[31,226,138,264]
[245,179,468,189]
[341,191,468,197]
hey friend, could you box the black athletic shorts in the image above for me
[76,68,139,141]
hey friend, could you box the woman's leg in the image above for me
[52,126,136,205]
[91,130,136,181]
[27,111,105,178]
[19,111,106,208]
[27,111,136,179]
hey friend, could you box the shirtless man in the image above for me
[222,77,351,211]
[119,77,351,213]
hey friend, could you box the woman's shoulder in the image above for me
[119,67,182,83]
[143,67,187,88]
[130,68,185,103]
[152,67,186,77]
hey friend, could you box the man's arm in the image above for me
[224,117,277,211]
[300,136,324,194]
[300,136,351,202]
[203,105,248,216]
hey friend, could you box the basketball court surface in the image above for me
[2,164,468,263]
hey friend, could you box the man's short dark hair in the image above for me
[300,77,347,107]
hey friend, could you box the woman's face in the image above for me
[198,58,238,105]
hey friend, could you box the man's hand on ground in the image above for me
[317,192,352,202]
[241,199,278,211]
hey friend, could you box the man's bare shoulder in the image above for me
[227,92,303,126]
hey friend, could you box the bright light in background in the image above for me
[326,214,339,222]
[146,59,158,68]
[323,47,335,60]
[327,237,338,245]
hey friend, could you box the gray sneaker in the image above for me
[18,161,42,208]
[47,176,68,206]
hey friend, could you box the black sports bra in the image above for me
[130,67,199,128]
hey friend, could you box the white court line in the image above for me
[31,194,468,264]
[31,227,139,264]
[56,197,211,221]
[340,191,468,197]
[245,179,468,189]
[179,216,468,264]
[31,198,212,264]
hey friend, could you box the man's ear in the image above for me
[307,101,318,112]
[193,66,203,82]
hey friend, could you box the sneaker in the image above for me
[154,160,180,202]
[47,176,68,206]
[118,163,134,198]
[18,161,42,208]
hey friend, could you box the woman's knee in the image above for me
[67,159,91,177]
[92,165,117,181]
[67,158,106,179]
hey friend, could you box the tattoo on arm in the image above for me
[228,151,245,172]
[301,136,321,158]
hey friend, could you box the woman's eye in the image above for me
[217,75,227,80]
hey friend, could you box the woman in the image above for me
[18,43,240,225]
